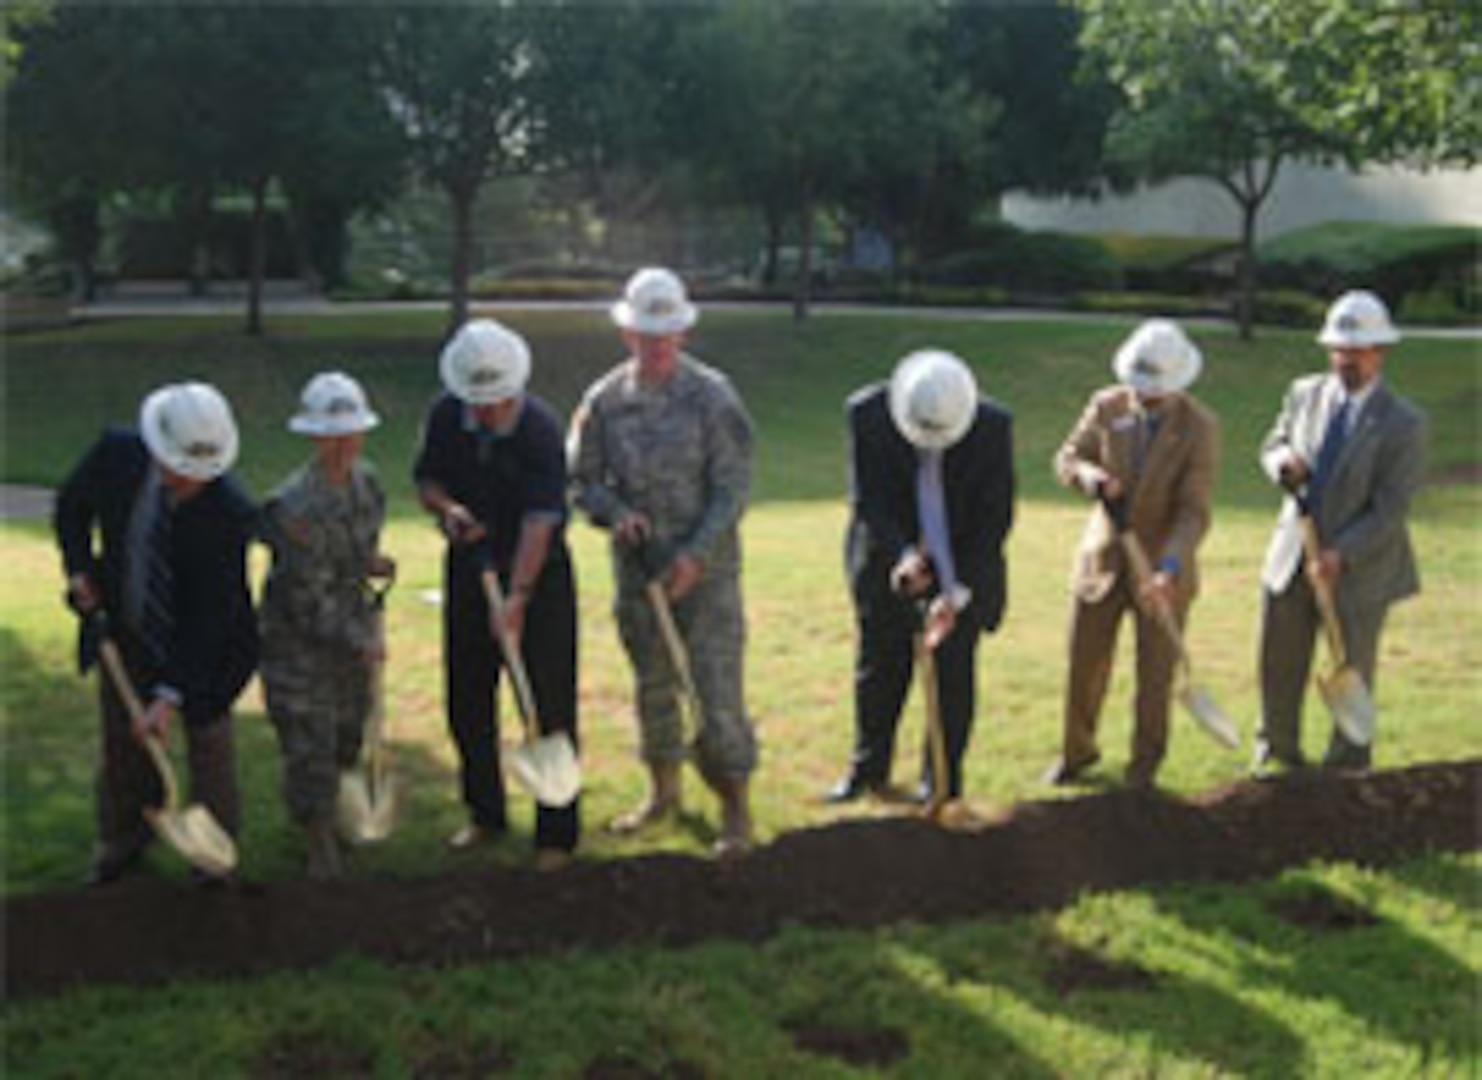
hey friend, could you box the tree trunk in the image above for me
[792,199,814,323]
[180,186,213,299]
[245,177,268,337]
[1236,196,1258,342]
[762,207,782,286]
[448,178,477,333]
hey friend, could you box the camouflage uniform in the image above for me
[569,355,758,780]
[259,460,385,825]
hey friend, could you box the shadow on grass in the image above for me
[1149,865,1477,1064]
[904,917,1309,1077]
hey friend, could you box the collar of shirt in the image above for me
[461,398,525,439]
[1326,374,1380,434]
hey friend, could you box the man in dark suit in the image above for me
[1256,290,1427,772]
[826,350,1015,804]
[55,382,259,884]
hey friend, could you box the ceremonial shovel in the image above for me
[336,578,397,845]
[1106,497,1240,750]
[96,632,238,877]
[480,568,581,807]
[1297,497,1376,746]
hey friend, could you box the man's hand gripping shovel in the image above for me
[479,561,581,808]
[82,610,238,877]
[336,571,399,845]
[1102,494,1240,750]
[1295,491,1376,746]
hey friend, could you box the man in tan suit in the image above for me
[1045,320,1219,789]
[1255,290,1427,773]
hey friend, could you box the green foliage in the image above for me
[915,227,1123,293]
[1258,221,1480,315]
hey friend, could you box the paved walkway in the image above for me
[2,485,54,523]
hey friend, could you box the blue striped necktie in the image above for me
[140,488,175,668]
[1309,398,1351,513]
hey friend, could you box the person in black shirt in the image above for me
[413,319,580,871]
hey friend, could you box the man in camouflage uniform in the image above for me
[260,372,392,879]
[569,267,758,855]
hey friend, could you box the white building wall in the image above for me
[1003,162,1481,240]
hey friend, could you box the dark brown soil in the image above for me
[1040,934,1157,996]
[5,760,1476,1002]
[581,1055,704,1080]
[252,1030,375,1079]
[784,1019,911,1068]
[1266,886,1381,931]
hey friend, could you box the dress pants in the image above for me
[851,591,980,799]
[1258,569,1387,767]
[97,641,240,862]
[1061,574,1185,776]
[444,552,580,852]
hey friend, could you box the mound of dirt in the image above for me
[5,760,1476,1000]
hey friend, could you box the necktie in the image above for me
[139,488,175,669]
[916,451,957,591]
[1309,398,1351,512]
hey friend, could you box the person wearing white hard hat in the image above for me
[569,267,759,855]
[54,381,259,885]
[825,349,1015,806]
[1255,290,1427,773]
[414,319,581,871]
[1044,320,1220,790]
[259,372,394,879]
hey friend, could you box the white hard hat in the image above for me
[439,319,531,405]
[1113,319,1202,396]
[139,382,240,481]
[288,371,380,437]
[611,267,698,336]
[1317,289,1401,348]
[888,349,979,450]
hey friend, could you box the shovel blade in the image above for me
[508,734,581,808]
[1320,667,1377,746]
[148,805,237,877]
[1179,685,1241,750]
[336,769,398,846]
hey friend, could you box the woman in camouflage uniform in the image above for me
[260,372,394,879]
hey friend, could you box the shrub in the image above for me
[1257,221,1478,314]
[915,226,1123,294]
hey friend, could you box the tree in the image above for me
[371,3,538,332]
[1077,0,1480,339]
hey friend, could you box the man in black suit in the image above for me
[827,350,1015,804]
[55,382,259,884]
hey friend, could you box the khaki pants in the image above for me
[1061,575,1186,775]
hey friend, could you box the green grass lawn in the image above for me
[3,311,1477,1076]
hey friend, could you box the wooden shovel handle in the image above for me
[646,580,704,732]
[916,636,950,812]
[480,569,540,742]
[97,637,179,812]
[1298,514,1350,668]
[1118,533,1192,670]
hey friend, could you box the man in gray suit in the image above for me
[1255,290,1428,773]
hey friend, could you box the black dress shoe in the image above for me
[822,775,884,804]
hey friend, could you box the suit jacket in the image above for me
[1055,387,1219,604]
[845,384,1015,633]
[54,429,260,727]
[1259,374,1426,607]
